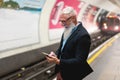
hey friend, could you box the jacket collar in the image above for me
[61,23,82,52]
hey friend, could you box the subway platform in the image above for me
[83,33,120,80]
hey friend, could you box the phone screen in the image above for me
[42,52,52,58]
[42,52,49,56]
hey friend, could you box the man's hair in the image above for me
[61,6,77,17]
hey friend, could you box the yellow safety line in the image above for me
[87,38,116,64]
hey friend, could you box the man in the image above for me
[46,6,93,80]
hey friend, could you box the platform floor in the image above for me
[83,35,120,80]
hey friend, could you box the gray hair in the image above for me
[61,6,77,17]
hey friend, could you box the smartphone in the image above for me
[42,52,52,58]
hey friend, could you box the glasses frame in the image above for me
[59,16,72,23]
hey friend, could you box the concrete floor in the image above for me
[84,36,120,80]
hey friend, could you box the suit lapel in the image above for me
[61,25,81,52]
[59,34,64,50]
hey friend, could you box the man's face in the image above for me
[59,14,72,28]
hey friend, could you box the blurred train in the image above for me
[99,15,120,34]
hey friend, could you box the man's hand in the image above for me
[46,51,60,65]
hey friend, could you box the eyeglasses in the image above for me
[59,17,72,23]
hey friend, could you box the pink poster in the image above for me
[49,0,81,29]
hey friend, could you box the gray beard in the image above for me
[63,23,76,40]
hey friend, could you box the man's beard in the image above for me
[63,22,76,40]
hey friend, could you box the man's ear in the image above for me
[72,16,77,24]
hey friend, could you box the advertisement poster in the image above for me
[0,0,46,51]
[82,5,100,33]
[49,0,82,40]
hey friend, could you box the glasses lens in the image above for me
[59,17,71,23]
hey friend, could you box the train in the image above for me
[96,8,120,34]
[98,15,120,34]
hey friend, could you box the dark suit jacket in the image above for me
[55,23,93,80]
